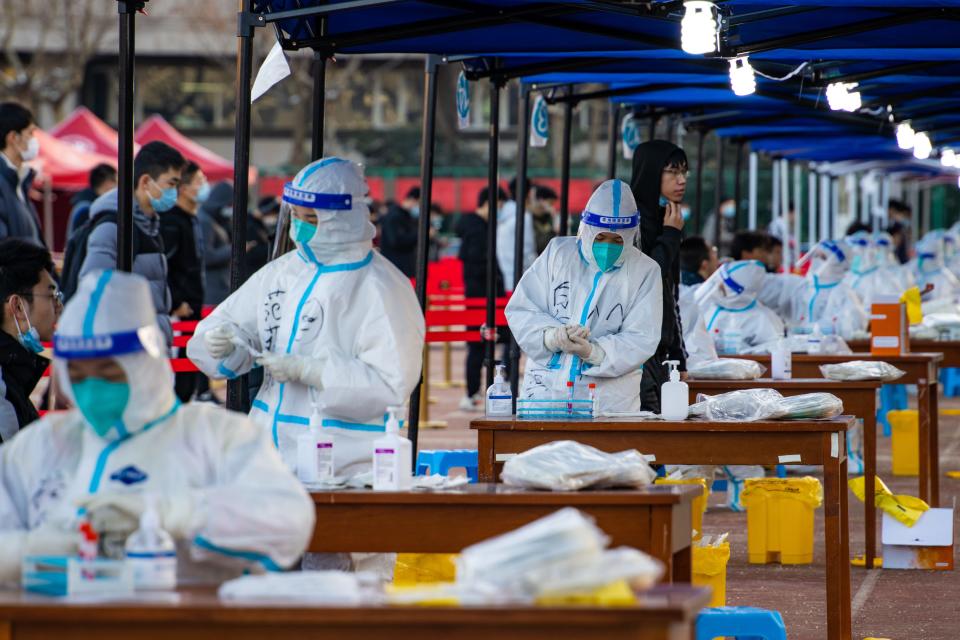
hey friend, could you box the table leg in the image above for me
[918,379,931,504]
[649,506,674,583]
[862,394,877,570]
[929,382,940,507]
[840,442,852,638]
[478,430,496,482]
[673,545,692,583]
[823,432,852,640]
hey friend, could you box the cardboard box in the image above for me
[881,508,954,570]
[870,296,909,356]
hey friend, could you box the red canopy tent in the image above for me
[48,106,136,158]
[29,129,116,191]
[134,115,257,185]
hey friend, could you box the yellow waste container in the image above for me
[888,409,919,477]
[655,477,710,541]
[692,537,730,608]
[742,477,823,565]
[393,553,457,585]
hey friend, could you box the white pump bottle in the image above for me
[660,360,689,421]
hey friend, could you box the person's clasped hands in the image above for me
[544,324,605,364]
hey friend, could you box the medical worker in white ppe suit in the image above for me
[506,179,662,415]
[0,270,314,585]
[188,158,425,476]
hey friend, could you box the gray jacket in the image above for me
[0,159,42,245]
[79,189,173,346]
[199,209,232,305]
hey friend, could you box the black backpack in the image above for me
[61,212,138,302]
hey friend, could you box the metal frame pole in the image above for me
[808,169,817,249]
[227,0,255,412]
[559,94,573,236]
[116,2,139,272]
[510,85,531,405]
[694,128,704,233]
[748,150,758,230]
[407,55,440,462]
[311,52,327,160]
[606,102,618,180]
[733,141,744,228]
[484,75,502,390]
[793,163,803,254]
[714,136,725,249]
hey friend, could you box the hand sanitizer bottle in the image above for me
[125,496,177,591]
[373,406,413,491]
[485,363,513,417]
[660,360,689,421]
[314,411,335,482]
[807,323,823,354]
[771,330,792,380]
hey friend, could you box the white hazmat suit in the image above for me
[0,270,314,585]
[506,180,662,414]
[696,260,785,354]
[188,158,425,476]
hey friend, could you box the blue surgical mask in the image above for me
[410,205,421,219]
[659,196,670,208]
[721,203,736,218]
[72,377,130,439]
[13,303,43,354]
[149,181,178,213]
[681,207,691,221]
[195,182,211,204]
[593,240,624,272]
[290,217,318,245]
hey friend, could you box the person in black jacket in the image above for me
[379,186,420,277]
[456,186,507,411]
[162,161,207,402]
[0,103,43,246]
[630,140,688,412]
[0,239,61,442]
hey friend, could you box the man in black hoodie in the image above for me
[630,140,688,412]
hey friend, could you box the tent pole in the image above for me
[694,128,704,233]
[559,92,573,236]
[808,168,818,248]
[714,136,725,250]
[510,85,531,406]
[484,73,502,391]
[311,52,326,160]
[116,1,138,273]
[406,54,439,465]
[733,141,744,228]
[748,150,758,230]
[227,0,255,413]
[606,102,618,180]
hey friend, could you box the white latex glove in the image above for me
[0,527,79,584]
[565,324,591,340]
[568,334,605,366]
[544,327,566,353]
[77,493,200,540]
[257,353,326,390]
[205,325,237,359]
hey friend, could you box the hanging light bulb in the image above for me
[913,132,932,160]
[728,56,756,96]
[826,82,861,112]
[942,149,956,167]
[896,122,915,150]
[681,1,718,55]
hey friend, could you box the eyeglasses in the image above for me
[663,168,690,180]
[28,291,64,306]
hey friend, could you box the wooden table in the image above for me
[687,377,883,570]
[471,416,854,640]
[847,339,960,368]
[309,484,698,583]
[735,352,943,507]
[0,585,711,640]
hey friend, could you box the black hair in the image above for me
[767,235,783,248]
[665,147,689,171]
[788,201,796,212]
[845,221,872,236]
[0,238,54,321]
[89,163,117,191]
[477,186,509,210]
[730,230,771,260]
[0,102,34,148]
[886,221,905,235]
[508,176,535,201]
[179,161,201,187]
[405,186,421,201]
[679,236,710,273]
[888,199,911,215]
[133,141,186,186]
[535,184,558,201]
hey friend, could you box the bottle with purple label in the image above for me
[372,406,412,491]
[312,410,335,481]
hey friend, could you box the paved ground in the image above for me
[418,344,960,640]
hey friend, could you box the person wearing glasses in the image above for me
[0,238,61,442]
[629,140,689,413]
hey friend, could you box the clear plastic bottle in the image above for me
[660,360,689,421]
[485,364,513,417]
[372,406,413,491]
[807,324,823,354]
[125,497,177,591]
[771,330,792,380]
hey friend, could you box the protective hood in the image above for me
[577,179,640,271]
[800,240,849,285]
[54,270,176,442]
[695,259,766,309]
[916,231,948,275]
[843,231,874,274]
[282,157,376,265]
[630,140,683,256]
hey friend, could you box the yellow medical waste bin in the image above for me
[888,409,919,476]
[692,538,730,607]
[393,553,457,585]
[655,477,710,541]
[742,477,823,565]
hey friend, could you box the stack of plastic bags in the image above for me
[819,360,906,382]
[219,571,382,604]
[687,358,765,380]
[501,441,657,491]
[689,388,843,421]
